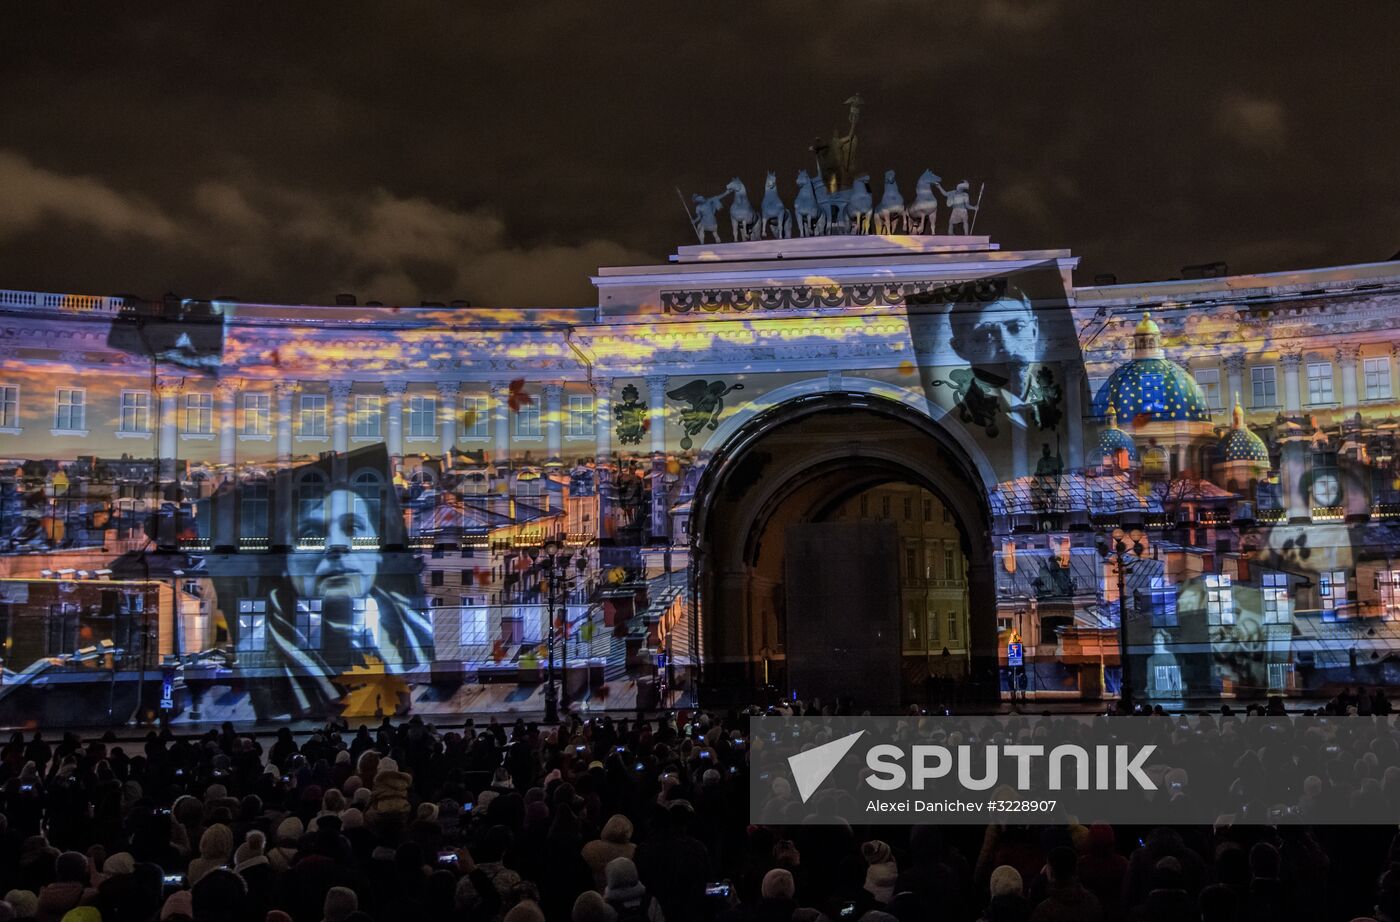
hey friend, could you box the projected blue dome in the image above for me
[1092,312,1212,424]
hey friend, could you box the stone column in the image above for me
[328,381,353,524]
[1281,349,1303,415]
[1224,356,1245,410]
[544,382,563,463]
[384,381,407,466]
[274,381,297,467]
[592,377,613,464]
[156,376,184,482]
[1011,419,1029,479]
[329,380,353,456]
[491,380,511,468]
[1337,344,1360,410]
[646,374,668,456]
[216,379,239,470]
[272,381,298,551]
[437,380,460,459]
[1062,363,1084,471]
[213,380,240,552]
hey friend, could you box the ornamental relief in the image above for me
[660,278,987,314]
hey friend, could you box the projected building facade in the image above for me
[1,233,1398,722]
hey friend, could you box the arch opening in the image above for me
[691,392,1000,710]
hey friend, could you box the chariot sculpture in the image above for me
[680,97,985,242]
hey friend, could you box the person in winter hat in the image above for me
[229,832,261,870]
[572,892,618,922]
[861,841,898,905]
[981,865,1030,922]
[158,891,192,922]
[581,816,636,890]
[190,869,246,922]
[503,902,546,922]
[5,893,37,921]
[267,818,302,873]
[603,858,664,922]
[188,825,233,886]
[37,853,93,922]
[321,887,357,922]
[366,758,413,834]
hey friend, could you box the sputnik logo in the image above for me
[787,730,865,802]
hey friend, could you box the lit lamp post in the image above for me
[1099,528,1147,709]
[537,537,579,724]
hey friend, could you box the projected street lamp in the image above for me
[1099,528,1147,708]
[532,537,582,725]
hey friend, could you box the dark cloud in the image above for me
[0,2,1397,305]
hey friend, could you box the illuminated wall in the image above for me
[1,236,1398,722]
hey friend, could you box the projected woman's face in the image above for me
[288,489,380,598]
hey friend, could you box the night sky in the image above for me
[2,3,1397,308]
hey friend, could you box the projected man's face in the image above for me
[952,297,1040,389]
[289,489,380,598]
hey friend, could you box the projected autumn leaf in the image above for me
[334,657,412,718]
[508,379,532,412]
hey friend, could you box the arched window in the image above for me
[351,469,384,539]
[409,468,435,499]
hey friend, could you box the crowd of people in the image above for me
[0,709,1398,922]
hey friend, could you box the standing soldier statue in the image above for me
[679,187,730,244]
[935,179,982,235]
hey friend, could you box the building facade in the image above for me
[1,232,1398,722]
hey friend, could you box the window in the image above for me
[0,385,16,429]
[1206,573,1234,624]
[944,549,955,581]
[903,497,912,520]
[929,607,941,642]
[237,599,267,652]
[408,394,435,438]
[1262,572,1289,623]
[1376,570,1400,618]
[119,391,150,433]
[881,496,891,518]
[431,569,444,587]
[242,393,270,436]
[299,394,327,437]
[55,388,85,431]
[1194,368,1224,410]
[1365,356,1392,400]
[946,611,958,643]
[184,393,212,434]
[567,395,594,438]
[351,470,383,539]
[461,606,488,645]
[1154,664,1183,693]
[1268,662,1294,691]
[1320,569,1348,619]
[240,475,269,540]
[1250,366,1277,407]
[296,471,327,545]
[923,498,932,522]
[295,598,323,648]
[514,399,541,438]
[905,547,917,579]
[353,395,381,439]
[350,597,376,646]
[1306,363,1334,404]
[859,495,869,517]
[463,396,491,438]
[1149,576,1178,627]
